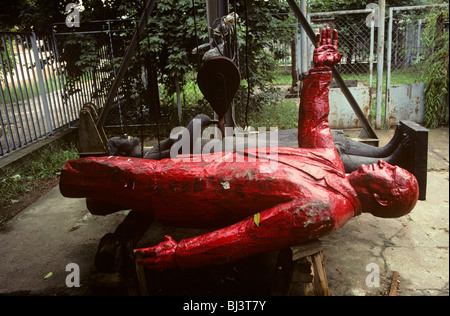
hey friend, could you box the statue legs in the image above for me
[332,126,410,173]
[105,117,410,175]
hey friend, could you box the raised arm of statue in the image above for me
[298,28,342,150]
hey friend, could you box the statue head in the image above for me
[348,160,419,218]
[106,135,139,156]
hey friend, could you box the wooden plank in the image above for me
[288,257,315,296]
[271,239,329,296]
[78,105,107,156]
[311,252,330,296]
[290,239,323,261]
[135,254,148,296]
[388,271,400,296]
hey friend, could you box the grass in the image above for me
[0,142,79,208]
[1,70,100,105]
[272,67,423,92]
[170,67,422,131]
[1,75,64,105]
[270,67,423,129]
[248,99,298,130]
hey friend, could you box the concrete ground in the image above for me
[0,127,448,296]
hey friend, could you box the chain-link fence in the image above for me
[261,9,377,85]
[385,4,449,126]
[310,9,376,78]
[387,6,448,72]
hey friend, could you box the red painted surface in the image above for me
[59,29,418,270]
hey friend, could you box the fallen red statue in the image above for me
[60,29,419,270]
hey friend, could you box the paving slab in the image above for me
[0,189,127,295]
[322,170,449,296]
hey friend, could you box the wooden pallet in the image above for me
[271,239,329,296]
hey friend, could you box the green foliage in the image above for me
[145,0,209,96]
[134,0,294,128]
[0,39,16,82]
[248,99,298,130]
[15,0,67,35]
[0,143,79,208]
[28,143,79,178]
[231,1,293,126]
[4,0,296,130]
[416,7,449,128]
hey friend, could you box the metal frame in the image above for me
[96,0,157,128]
[385,3,449,126]
[287,0,378,140]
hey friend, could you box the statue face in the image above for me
[348,160,419,218]
[356,160,397,184]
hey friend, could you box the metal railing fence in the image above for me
[1,32,69,156]
[1,20,134,157]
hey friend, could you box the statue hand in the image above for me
[134,235,177,270]
[313,28,343,69]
